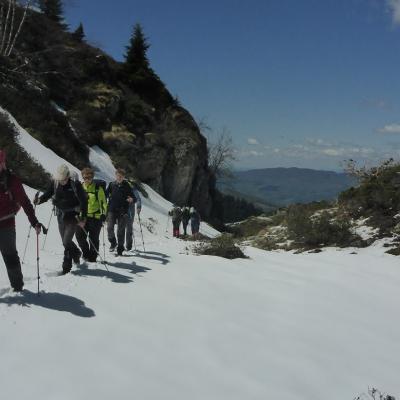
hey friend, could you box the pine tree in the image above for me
[72,22,85,42]
[38,0,64,24]
[124,23,150,73]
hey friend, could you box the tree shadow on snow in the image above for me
[0,290,95,318]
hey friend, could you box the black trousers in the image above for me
[57,213,80,269]
[125,210,135,250]
[182,219,189,235]
[76,217,102,261]
[172,220,181,237]
[107,211,128,251]
[0,226,23,290]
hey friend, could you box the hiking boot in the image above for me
[62,257,72,274]
[12,285,23,293]
[72,250,81,265]
[61,268,71,275]
[88,254,97,262]
[116,246,124,256]
[109,244,117,252]
[82,252,91,262]
[126,245,132,251]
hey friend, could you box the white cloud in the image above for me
[378,123,400,134]
[387,0,400,24]
[236,136,391,170]
[361,98,392,110]
[237,149,264,158]
[305,137,334,147]
[249,150,264,157]
[321,148,342,157]
[247,138,259,145]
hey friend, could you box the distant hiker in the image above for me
[181,206,190,236]
[190,207,201,237]
[35,164,87,274]
[76,167,107,262]
[125,179,142,251]
[106,168,134,256]
[168,206,182,238]
[0,149,42,291]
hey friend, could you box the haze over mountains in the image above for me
[220,167,358,208]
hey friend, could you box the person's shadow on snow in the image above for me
[71,263,134,283]
[0,290,95,318]
[103,260,151,276]
[130,250,170,265]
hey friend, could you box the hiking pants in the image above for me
[57,213,80,269]
[182,219,189,236]
[172,219,181,238]
[0,227,23,290]
[76,217,102,261]
[125,206,135,250]
[191,220,200,235]
[107,211,128,251]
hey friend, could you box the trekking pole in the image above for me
[41,206,55,251]
[138,214,146,252]
[133,220,137,251]
[22,191,39,265]
[102,224,106,263]
[36,229,40,296]
[36,223,48,297]
[21,225,32,265]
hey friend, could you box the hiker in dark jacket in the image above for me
[35,164,87,274]
[106,168,134,256]
[168,206,182,238]
[0,149,42,291]
[125,180,142,251]
[76,167,107,262]
[181,206,190,236]
[190,207,201,237]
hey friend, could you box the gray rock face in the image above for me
[101,106,213,217]
[159,107,212,213]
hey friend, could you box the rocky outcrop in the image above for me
[101,106,213,215]
[0,6,215,217]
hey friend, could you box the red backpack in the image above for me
[0,170,21,222]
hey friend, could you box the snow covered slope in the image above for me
[1,109,399,399]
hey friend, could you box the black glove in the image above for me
[100,214,106,223]
[33,196,41,205]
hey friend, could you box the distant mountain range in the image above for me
[219,167,358,208]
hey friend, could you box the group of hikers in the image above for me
[0,148,202,292]
[168,205,201,238]
[33,165,143,269]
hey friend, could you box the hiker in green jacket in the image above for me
[76,167,107,262]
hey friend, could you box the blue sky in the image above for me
[64,0,400,171]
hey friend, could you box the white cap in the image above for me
[54,164,70,181]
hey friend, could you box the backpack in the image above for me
[0,169,14,202]
[54,178,81,201]
[127,180,138,203]
[182,207,190,220]
[108,180,137,203]
[53,175,85,213]
[171,207,182,219]
[0,169,21,217]
[92,179,107,202]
